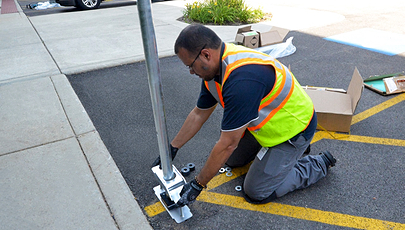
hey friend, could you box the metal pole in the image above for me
[137,0,174,180]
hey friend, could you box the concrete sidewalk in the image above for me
[0,1,155,229]
[1,0,404,229]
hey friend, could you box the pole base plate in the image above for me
[153,185,192,223]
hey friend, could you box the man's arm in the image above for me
[196,123,248,186]
[171,105,217,149]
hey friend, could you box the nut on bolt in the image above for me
[187,163,196,172]
[181,167,190,176]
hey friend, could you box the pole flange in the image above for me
[152,165,193,223]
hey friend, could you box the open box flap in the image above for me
[260,31,283,44]
[347,67,364,113]
[237,26,252,34]
[269,26,289,41]
[258,26,290,46]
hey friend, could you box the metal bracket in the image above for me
[152,165,193,223]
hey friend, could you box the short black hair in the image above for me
[174,24,222,56]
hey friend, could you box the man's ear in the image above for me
[201,49,210,60]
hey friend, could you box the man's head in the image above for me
[174,24,222,81]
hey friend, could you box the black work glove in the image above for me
[176,178,204,206]
[151,144,179,168]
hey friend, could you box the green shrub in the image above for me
[183,0,270,25]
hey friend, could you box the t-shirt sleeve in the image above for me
[196,80,218,109]
[221,65,275,131]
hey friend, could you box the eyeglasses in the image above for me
[188,44,206,70]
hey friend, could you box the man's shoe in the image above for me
[320,151,336,168]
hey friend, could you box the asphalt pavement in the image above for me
[1,0,405,229]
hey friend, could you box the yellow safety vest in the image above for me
[204,43,314,147]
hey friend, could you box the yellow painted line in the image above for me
[144,199,166,217]
[311,131,330,144]
[145,94,405,220]
[145,132,405,218]
[323,132,405,146]
[199,192,405,230]
[146,191,405,229]
[352,93,405,125]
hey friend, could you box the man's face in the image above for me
[177,47,217,81]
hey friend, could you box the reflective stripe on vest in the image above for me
[222,50,282,85]
[205,80,224,107]
[249,63,293,130]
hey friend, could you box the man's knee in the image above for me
[242,185,277,204]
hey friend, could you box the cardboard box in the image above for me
[258,26,289,47]
[363,72,405,95]
[303,67,364,133]
[235,26,259,48]
[235,26,290,48]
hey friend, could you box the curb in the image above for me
[55,74,153,230]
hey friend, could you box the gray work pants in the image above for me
[226,131,328,202]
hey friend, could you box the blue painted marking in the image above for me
[324,28,405,56]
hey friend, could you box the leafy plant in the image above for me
[183,0,270,25]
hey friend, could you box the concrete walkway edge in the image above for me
[52,73,153,230]
[78,130,153,230]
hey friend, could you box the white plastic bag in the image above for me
[35,1,61,10]
[255,37,296,58]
